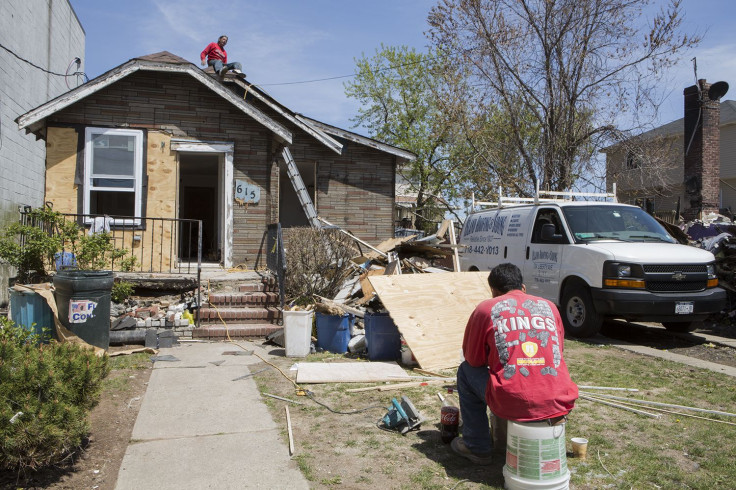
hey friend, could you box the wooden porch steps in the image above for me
[207,291,280,307]
[192,323,281,339]
[193,274,282,338]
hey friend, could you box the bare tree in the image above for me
[428,0,699,194]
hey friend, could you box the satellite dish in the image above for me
[709,81,729,101]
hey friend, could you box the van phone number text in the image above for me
[467,245,501,255]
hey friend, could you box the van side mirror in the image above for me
[541,223,558,241]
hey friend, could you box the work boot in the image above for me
[451,437,493,465]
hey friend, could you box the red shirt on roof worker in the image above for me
[451,263,578,465]
[200,35,244,77]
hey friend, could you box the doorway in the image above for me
[179,153,221,263]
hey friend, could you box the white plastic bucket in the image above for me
[284,310,313,357]
[503,420,570,490]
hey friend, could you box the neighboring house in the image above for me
[604,84,736,219]
[1,0,85,305]
[16,52,415,270]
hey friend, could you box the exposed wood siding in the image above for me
[45,127,79,213]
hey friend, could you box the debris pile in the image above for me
[108,293,198,345]
[279,220,463,362]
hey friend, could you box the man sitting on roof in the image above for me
[200,35,244,77]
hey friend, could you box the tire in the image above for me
[561,284,602,338]
[662,321,699,333]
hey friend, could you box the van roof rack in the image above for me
[472,183,617,210]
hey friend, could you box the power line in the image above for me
[0,42,86,79]
[259,53,444,87]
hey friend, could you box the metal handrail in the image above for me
[266,223,286,311]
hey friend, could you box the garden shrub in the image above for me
[111,280,134,303]
[0,207,137,284]
[0,317,110,472]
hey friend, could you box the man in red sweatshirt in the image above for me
[200,35,244,77]
[452,263,578,465]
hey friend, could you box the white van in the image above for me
[459,190,727,337]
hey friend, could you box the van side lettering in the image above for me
[532,250,558,262]
[463,214,508,237]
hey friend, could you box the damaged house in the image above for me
[604,80,735,221]
[15,51,415,271]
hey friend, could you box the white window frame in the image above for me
[83,127,144,225]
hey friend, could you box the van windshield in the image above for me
[561,205,676,244]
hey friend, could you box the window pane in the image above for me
[90,190,135,216]
[92,178,134,188]
[92,134,135,176]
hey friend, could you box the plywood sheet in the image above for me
[368,272,492,371]
[45,127,79,213]
[295,361,411,384]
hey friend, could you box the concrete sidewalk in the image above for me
[115,341,309,490]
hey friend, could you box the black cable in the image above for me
[0,42,86,79]
[260,51,451,87]
[306,391,384,415]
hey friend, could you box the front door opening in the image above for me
[179,153,221,263]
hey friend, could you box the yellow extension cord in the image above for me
[207,287,301,391]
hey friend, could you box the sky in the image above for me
[67,0,736,135]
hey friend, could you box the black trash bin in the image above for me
[53,270,114,350]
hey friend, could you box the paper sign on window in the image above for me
[235,180,260,204]
[69,300,98,323]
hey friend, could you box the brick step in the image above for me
[198,306,281,323]
[192,323,282,339]
[238,280,278,293]
[208,291,280,307]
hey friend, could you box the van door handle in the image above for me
[526,246,529,260]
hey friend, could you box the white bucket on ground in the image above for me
[284,310,313,357]
[503,420,570,490]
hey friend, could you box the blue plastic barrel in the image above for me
[365,313,401,361]
[315,312,354,353]
[9,289,55,342]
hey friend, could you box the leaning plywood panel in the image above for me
[368,272,492,371]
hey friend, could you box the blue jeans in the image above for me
[457,361,493,454]
[208,59,242,74]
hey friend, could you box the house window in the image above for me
[625,151,642,170]
[83,127,143,224]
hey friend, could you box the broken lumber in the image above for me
[581,392,736,417]
[578,385,639,392]
[345,378,448,393]
[315,295,365,318]
[318,217,387,257]
[585,394,736,426]
[581,395,660,418]
[262,392,303,405]
[286,406,294,456]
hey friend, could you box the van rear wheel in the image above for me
[561,284,602,338]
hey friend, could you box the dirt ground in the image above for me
[0,348,152,490]
[1,320,734,489]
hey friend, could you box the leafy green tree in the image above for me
[345,44,471,232]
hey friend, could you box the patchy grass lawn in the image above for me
[253,340,736,489]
